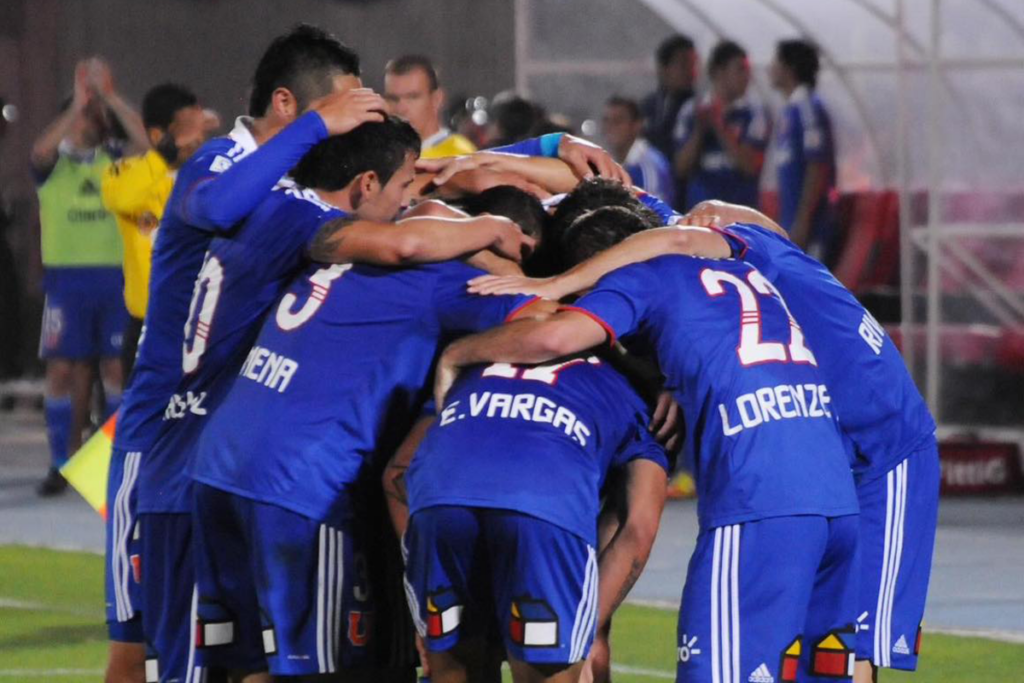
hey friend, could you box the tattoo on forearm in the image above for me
[612,560,644,613]
[308,216,356,262]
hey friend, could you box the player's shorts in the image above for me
[139,512,200,683]
[404,506,598,666]
[104,447,143,643]
[855,440,940,670]
[39,266,127,359]
[677,515,859,683]
[192,483,372,677]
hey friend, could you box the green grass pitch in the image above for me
[1,546,1020,682]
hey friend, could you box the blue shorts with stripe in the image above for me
[105,447,143,642]
[404,506,598,666]
[192,483,373,677]
[677,515,859,683]
[139,512,201,683]
[40,267,126,359]
[855,441,940,670]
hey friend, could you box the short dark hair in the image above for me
[563,206,651,266]
[457,186,547,241]
[549,178,661,240]
[605,96,641,122]
[488,92,538,145]
[656,34,695,68]
[708,40,747,76]
[142,83,198,130]
[249,24,361,117]
[776,39,820,87]
[384,54,439,91]
[292,115,420,191]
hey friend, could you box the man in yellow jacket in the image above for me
[102,83,209,380]
[384,54,477,159]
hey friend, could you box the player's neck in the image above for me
[419,120,442,145]
[315,187,356,214]
[249,115,286,146]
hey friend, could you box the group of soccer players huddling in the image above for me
[103,23,940,683]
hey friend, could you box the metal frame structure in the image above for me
[513,0,1024,429]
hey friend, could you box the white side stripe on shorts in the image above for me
[316,525,345,675]
[569,545,598,663]
[874,459,908,667]
[112,451,141,622]
[184,585,204,683]
[710,525,741,683]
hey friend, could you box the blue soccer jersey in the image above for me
[774,86,836,234]
[114,113,327,455]
[721,223,936,483]
[191,261,535,522]
[572,255,858,528]
[624,139,675,209]
[673,96,769,210]
[407,357,669,546]
[138,185,345,514]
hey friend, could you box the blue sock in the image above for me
[103,391,122,421]
[44,396,73,468]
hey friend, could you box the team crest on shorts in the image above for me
[348,609,373,647]
[811,628,855,678]
[778,636,801,682]
[510,597,558,647]
[425,589,462,638]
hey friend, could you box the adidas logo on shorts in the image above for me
[893,635,911,655]
[748,663,775,683]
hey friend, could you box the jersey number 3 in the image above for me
[701,268,817,367]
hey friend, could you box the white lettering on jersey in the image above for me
[440,391,592,446]
[859,312,885,355]
[276,264,352,331]
[163,391,209,420]
[239,345,298,393]
[719,383,833,437]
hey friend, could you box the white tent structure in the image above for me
[514,0,1024,431]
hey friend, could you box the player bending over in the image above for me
[474,199,939,682]
[435,205,863,683]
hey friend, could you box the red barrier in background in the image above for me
[939,441,1024,495]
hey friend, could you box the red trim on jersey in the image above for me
[504,296,542,323]
[556,305,617,346]
[711,224,749,259]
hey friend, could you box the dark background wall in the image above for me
[1,0,516,193]
[0,0,516,369]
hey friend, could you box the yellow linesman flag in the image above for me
[60,414,116,519]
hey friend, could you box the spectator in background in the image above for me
[30,58,149,495]
[484,90,539,147]
[101,83,209,382]
[673,40,769,211]
[770,39,837,256]
[0,96,20,384]
[384,54,477,158]
[641,34,697,207]
[602,95,674,205]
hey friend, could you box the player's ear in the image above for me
[351,171,381,210]
[269,87,299,122]
[146,127,164,148]
[431,87,445,114]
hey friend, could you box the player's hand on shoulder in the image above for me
[558,134,632,185]
[651,390,684,453]
[434,349,460,410]
[467,274,565,300]
[310,88,386,135]
[471,214,536,263]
